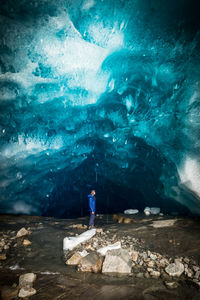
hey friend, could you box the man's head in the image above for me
[91,189,96,196]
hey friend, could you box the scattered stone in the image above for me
[23,239,32,246]
[194,270,200,280]
[150,270,160,278]
[165,262,184,277]
[78,252,103,273]
[193,265,199,272]
[147,260,155,268]
[71,224,87,230]
[136,272,144,278]
[4,244,9,250]
[131,251,138,262]
[96,228,103,234]
[102,248,132,274]
[16,228,30,238]
[18,288,36,298]
[0,253,7,260]
[164,281,179,289]
[145,272,150,279]
[66,252,82,265]
[183,257,190,264]
[158,258,169,268]
[150,253,157,260]
[185,268,193,278]
[19,273,37,289]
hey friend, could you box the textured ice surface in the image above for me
[0,0,200,216]
[63,229,96,251]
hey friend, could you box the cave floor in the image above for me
[0,214,200,299]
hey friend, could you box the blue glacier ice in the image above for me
[0,0,200,217]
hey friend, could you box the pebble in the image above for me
[0,253,7,260]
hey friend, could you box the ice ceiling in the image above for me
[0,0,200,217]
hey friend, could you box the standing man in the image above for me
[88,190,96,229]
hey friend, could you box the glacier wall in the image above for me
[0,0,200,217]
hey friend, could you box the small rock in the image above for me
[165,281,179,289]
[4,245,9,250]
[193,266,199,272]
[16,228,30,238]
[158,258,169,268]
[66,252,82,265]
[150,253,157,260]
[165,262,184,277]
[102,248,132,274]
[150,270,160,278]
[136,272,144,278]
[0,253,7,260]
[183,257,190,264]
[193,279,200,287]
[96,228,103,234]
[0,240,5,247]
[147,260,155,268]
[19,273,36,289]
[72,224,87,230]
[23,239,32,246]
[145,272,150,279]
[131,251,138,262]
[194,270,200,280]
[185,268,193,278]
[78,252,103,273]
[18,288,36,298]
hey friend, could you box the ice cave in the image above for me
[0,0,200,218]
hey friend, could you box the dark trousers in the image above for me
[89,212,95,226]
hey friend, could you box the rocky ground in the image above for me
[0,213,200,299]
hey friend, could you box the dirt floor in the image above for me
[0,213,200,299]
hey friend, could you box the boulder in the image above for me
[102,248,132,274]
[165,262,184,277]
[19,273,36,289]
[18,288,36,298]
[78,252,103,273]
[16,228,30,238]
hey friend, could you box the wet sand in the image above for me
[0,214,200,299]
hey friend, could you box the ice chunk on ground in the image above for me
[144,207,151,216]
[97,241,121,256]
[63,229,96,251]
[150,207,160,215]
[124,209,139,214]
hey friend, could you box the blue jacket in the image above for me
[88,194,96,212]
